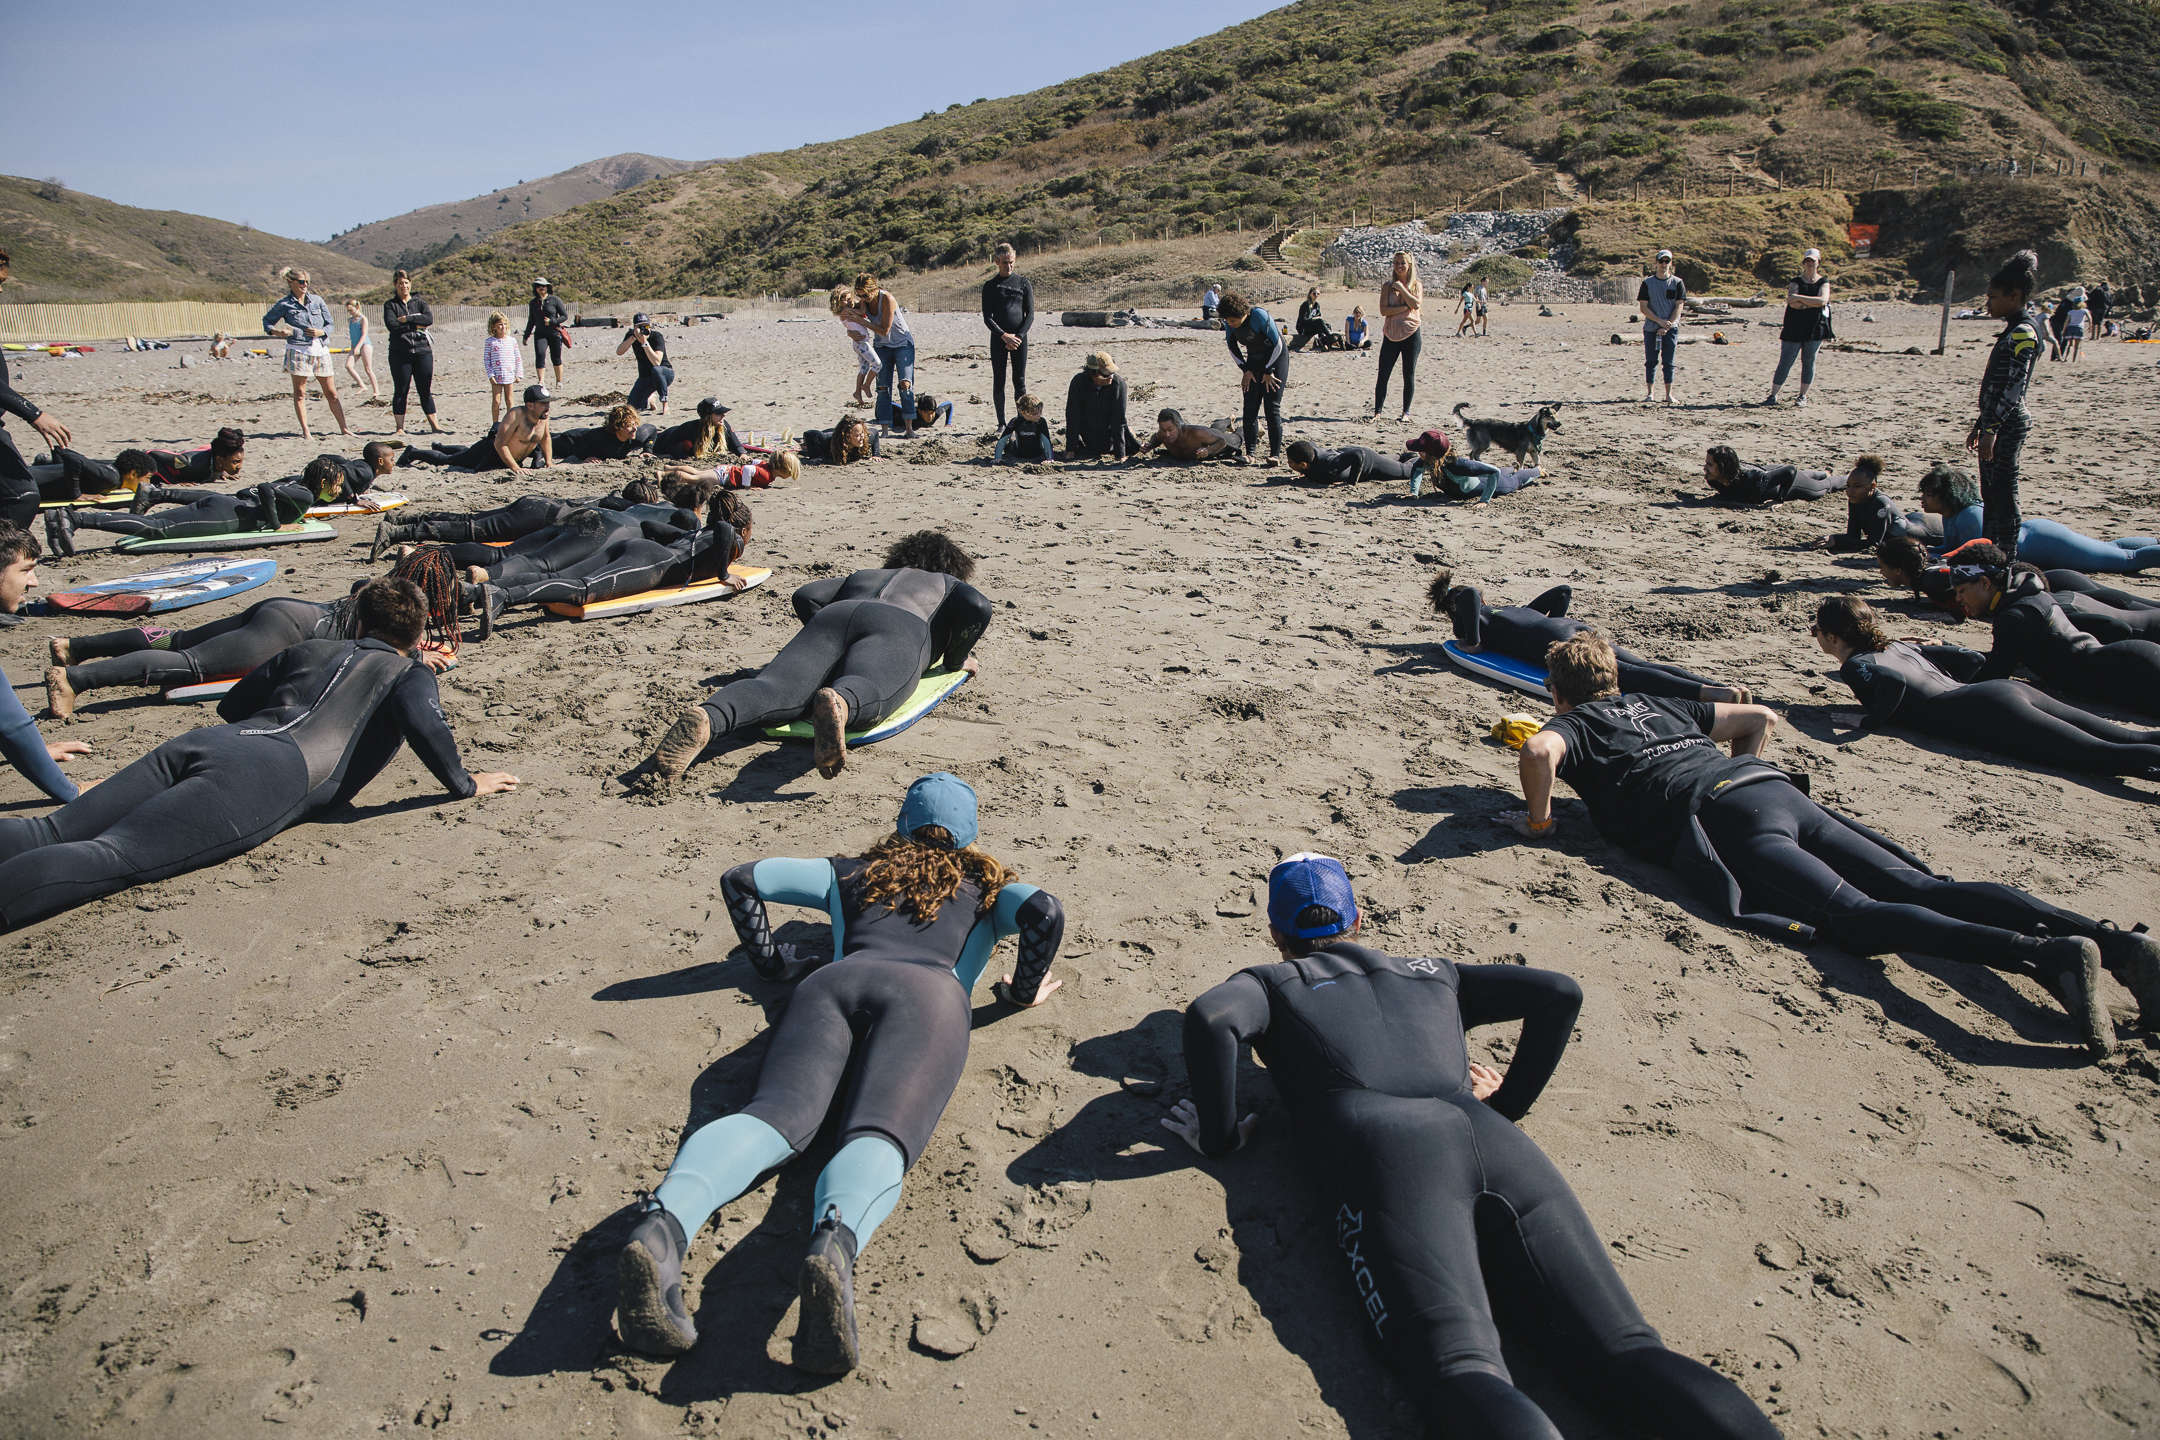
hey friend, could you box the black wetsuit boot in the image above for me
[617,1201,698,1356]
[794,1214,861,1374]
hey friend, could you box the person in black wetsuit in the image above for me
[461,493,752,638]
[1938,548,2160,716]
[1508,632,2160,1055]
[1218,291,1288,461]
[991,395,1056,464]
[1166,853,1782,1439]
[45,478,316,556]
[650,398,743,461]
[418,488,698,575]
[1063,353,1134,460]
[1697,446,1838,505]
[1873,534,2157,626]
[612,773,1064,1369]
[383,270,444,436]
[650,530,992,784]
[1431,569,1751,702]
[0,249,79,530]
[1809,596,2160,778]
[0,579,517,930]
[524,278,569,392]
[1812,454,1937,552]
[558,404,658,463]
[367,479,667,562]
[28,447,145,502]
[1283,440,1417,485]
[981,244,1035,425]
[45,549,466,717]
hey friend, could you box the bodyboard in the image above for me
[1442,640,1549,698]
[307,490,409,518]
[166,648,455,702]
[38,492,135,510]
[46,556,277,616]
[762,669,971,747]
[115,520,338,554]
[544,564,771,620]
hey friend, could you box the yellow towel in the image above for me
[1491,713,1544,750]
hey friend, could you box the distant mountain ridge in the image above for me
[323,154,704,272]
[0,175,386,303]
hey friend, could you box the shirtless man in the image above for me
[1132,408,1241,463]
[398,385,554,472]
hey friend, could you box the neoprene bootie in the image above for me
[369,517,413,563]
[42,508,74,558]
[616,1201,698,1356]
[2094,922,2160,1031]
[128,483,172,515]
[792,1215,860,1374]
[2036,936,2111,1058]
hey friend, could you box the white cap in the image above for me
[1802,248,1822,261]
[1655,249,1673,261]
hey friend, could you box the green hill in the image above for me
[405,0,2160,306]
[0,175,387,303]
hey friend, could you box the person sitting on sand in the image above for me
[1506,632,2160,1057]
[1342,306,1369,349]
[1813,454,1936,552]
[1290,287,1326,351]
[461,492,755,638]
[208,333,233,361]
[656,451,801,491]
[801,416,878,465]
[558,404,659,464]
[1164,852,1784,1439]
[1135,409,1241,463]
[1403,429,1539,503]
[1062,353,1134,461]
[0,579,518,931]
[612,774,1062,1370]
[0,525,95,802]
[397,386,554,472]
[1282,439,1415,485]
[648,531,991,784]
[1697,445,1839,505]
[650,398,743,461]
[1433,568,1749,702]
[47,549,464,718]
[991,394,1055,464]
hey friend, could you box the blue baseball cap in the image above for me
[1267,853,1358,940]
[897,773,978,849]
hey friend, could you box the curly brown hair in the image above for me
[1813,596,1891,653]
[832,416,872,465]
[856,826,1012,925]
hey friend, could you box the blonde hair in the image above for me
[1545,634,1620,707]
[606,403,638,429]
[487,311,508,337]
[280,266,310,285]
[769,451,801,482]
[827,287,853,316]
[1017,392,1042,417]
[1389,252,1422,300]
[1352,306,1365,317]
[345,298,360,313]
[853,272,880,295]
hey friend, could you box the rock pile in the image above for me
[1320,210,1574,290]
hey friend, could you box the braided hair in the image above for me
[384,545,464,651]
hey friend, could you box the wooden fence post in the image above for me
[1936,268,1954,355]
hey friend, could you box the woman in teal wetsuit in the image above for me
[615,774,1066,1373]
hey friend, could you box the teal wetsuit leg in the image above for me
[653,1114,796,1232]
[812,1135,906,1248]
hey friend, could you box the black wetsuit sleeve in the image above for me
[1017,276,1034,336]
[790,575,846,625]
[726,422,744,456]
[1002,889,1065,1003]
[1525,585,1572,617]
[929,582,994,673]
[1974,615,2037,682]
[1449,587,1485,647]
[388,667,476,797]
[1455,964,1581,1122]
[1,351,39,424]
[215,648,294,722]
[982,280,1004,338]
[1183,971,1273,1156]
[1924,644,1989,682]
[638,517,695,545]
[1838,653,1907,721]
[721,861,793,979]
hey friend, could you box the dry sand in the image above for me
[0,297,2154,1439]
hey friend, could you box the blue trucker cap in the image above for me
[1267,852,1359,939]
[897,772,978,849]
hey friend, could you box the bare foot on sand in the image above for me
[812,688,849,778]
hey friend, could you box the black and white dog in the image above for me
[1452,402,1562,467]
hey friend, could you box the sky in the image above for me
[7,0,1286,243]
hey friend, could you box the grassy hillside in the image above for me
[322,154,702,272]
[406,0,2160,306]
[0,176,386,303]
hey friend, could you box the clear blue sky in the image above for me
[8,0,1285,243]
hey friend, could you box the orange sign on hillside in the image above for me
[1848,224,1878,257]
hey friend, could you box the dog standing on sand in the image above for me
[1452,402,1562,467]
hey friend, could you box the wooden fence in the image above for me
[0,303,270,342]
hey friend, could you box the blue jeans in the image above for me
[1643,326,1676,385]
[875,341,915,426]
[2016,518,2160,573]
[628,365,674,411]
[1772,340,1820,388]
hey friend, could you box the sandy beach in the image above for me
[0,294,2154,1438]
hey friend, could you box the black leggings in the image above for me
[1374,332,1420,414]
[741,957,970,1164]
[497,536,683,609]
[389,347,436,419]
[2034,638,2160,716]
[1612,647,1718,700]
[400,438,506,472]
[1699,780,2092,973]
[700,599,931,736]
[1311,1087,1778,1439]
[1241,358,1289,455]
[1980,409,2029,561]
[989,339,1028,424]
[2049,572,2160,610]
[76,493,255,538]
[1901,683,2160,774]
[406,495,572,546]
[64,597,323,694]
[532,332,562,372]
[0,726,314,930]
[484,525,620,582]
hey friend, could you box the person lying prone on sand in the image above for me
[1134,408,1242,463]
[1698,446,1838,505]
[656,451,801,492]
[369,479,671,562]
[461,492,755,637]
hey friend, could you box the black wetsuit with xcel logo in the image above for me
[1184,942,1780,1439]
